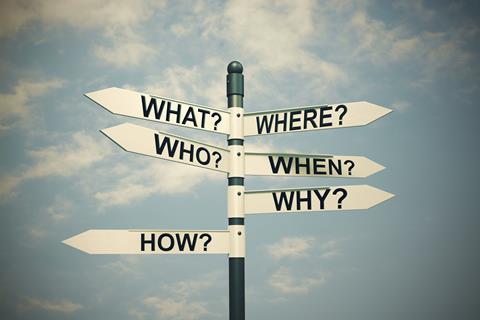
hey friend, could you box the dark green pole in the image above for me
[226,61,245,320]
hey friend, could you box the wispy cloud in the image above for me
[140,272,222,320]
[0,131,111,200]
[266,236,315,260]
[392,101,411,113]
[99,256,140,276]
[0,79,64,132]
[0,0,165,67]
[143,297,208,320]
[268,267,329,295]
[210,0,346,80]
[94,37,156,68]
[319,239,341,259]
[46,195,73,221]
[93,160,223,207]
[27,227,47,239]
[20,297,83,314]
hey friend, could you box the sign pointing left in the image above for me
[63,230,230,254]
[86,87,229,134]
[102,123,229,173]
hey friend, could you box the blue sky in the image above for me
[1,0,479,319]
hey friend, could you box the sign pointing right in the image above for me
[244,101,392,136]
[245,152,384,178]
[244,185,394,214]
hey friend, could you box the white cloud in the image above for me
[392,101,411,113]
[94,38,156,68]
[162,272,220,299]
[319,239,341,259]
[93,159,222,207]
[269,267,329,294]
[23,132,111,178]
[0,0,165,66]
[0,0,165,36]
[143,297,208,320]
[129,308,147,320]
[218,0,346,79]
[0,79,64,132]
[143,61,226,110]
[266,236,315,260]
[46,195,73,221]
[0,175,22,200]
[99,256,140,275]
[20,297,83,314]
[0,131,111,200]
[141,272,221,320]
[28,227,47,239]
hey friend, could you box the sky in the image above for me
[0,0,479,319]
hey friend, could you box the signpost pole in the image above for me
[226,61,245,320]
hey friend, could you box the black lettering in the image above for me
[256,114,275,134]
[268,156,294,174]
[197,109,210,128]
[313,188,330,209]
[166,102,182,123]
[179,141,194,162]
[328,159,342,175]
[319,106,333,127]
[158,233,175,251]
[303,108,318,129]
[272,192,295,211]
[141,96,165,119]
[296,190,312,210]
[176,233,198,251]
[140,233,155,252]
[196,147,210,165]
[313,158,326,175]
[289,110,302,131]
[295,157,310,174]
[155,134,179,157]
[275,113,288,132]
[182,107,198,127]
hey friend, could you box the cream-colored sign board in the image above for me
[245,152,384,177]
[245,185,394,214]
[63,230,230,254]
[102,123,229,173]
[86,87,229,134]
[244,102,392,136]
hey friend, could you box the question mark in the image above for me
[344,160,355,175]
[212,151,222,168]
[211,113,221,131]
[199,233,212,251]
[334,104,347,125]
[332,188,347,209]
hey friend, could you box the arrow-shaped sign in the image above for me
[245,152,384,177]
[101,123,229,173]
[244,185,394,214]
[63,230,230,254]
[86,87,229,134]
[244,102,392,136]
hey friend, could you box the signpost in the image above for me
[245,152,384,177]
[101,123,229,173]
[67,61,394,320]
[63,230,230,254]
[86,87,229,134]
[244,101,391,136]
[244,185,394,214]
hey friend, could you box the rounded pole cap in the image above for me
[227,61,243,74]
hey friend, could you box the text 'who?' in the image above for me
[101,123,229,173]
